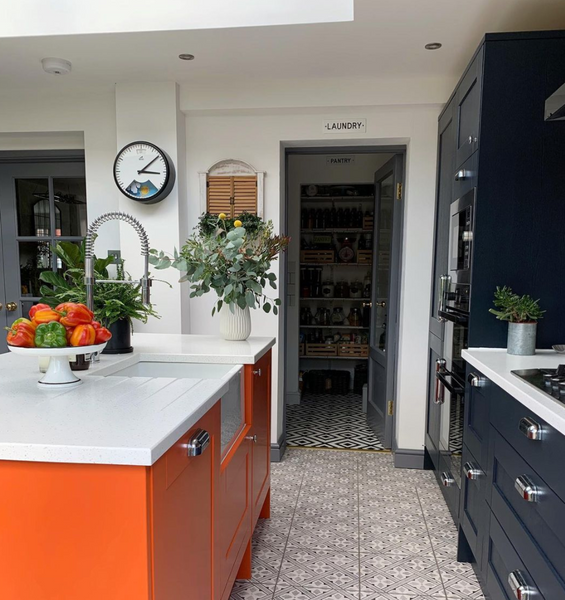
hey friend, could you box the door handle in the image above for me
[440,472,455,487]
[363,302,372,308]
[375,301,386,308]
[508,570,536,599]
[515,475,540,503]
[253,369,262,376]
[435,358,446,404]
[0,303,3,311]
[467,373,484,388]
[519,417,542,441]
[5,302,17,312]
[245,434,258,443]
[187,429,210,457]
[463,462,483,480]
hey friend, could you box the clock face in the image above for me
[113,141,174,204]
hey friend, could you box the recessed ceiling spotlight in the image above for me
[41,57,72,75]
[425,43,442,50]
[178,54,195,61]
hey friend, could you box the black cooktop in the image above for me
[512,365,565,402]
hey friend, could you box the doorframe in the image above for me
[277,142,406,460]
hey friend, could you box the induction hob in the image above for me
[512,365,565,402]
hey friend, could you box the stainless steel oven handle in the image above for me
[436,371,465,396]
[438,274,451,321]
[435,359,446,404]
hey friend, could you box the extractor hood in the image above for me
[545,82,565,121]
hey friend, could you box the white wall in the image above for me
[184,105,440,450]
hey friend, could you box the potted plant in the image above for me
[150,212,289,341]
[489,286,544,355]
[39,241,159,354]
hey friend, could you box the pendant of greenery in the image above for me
[39,241,160,327]
[150,213,289,316]
[489,286,544,323]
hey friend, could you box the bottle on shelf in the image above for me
[322,208,330,230]
[348,308,362,327]
[308,208,315,230]
[315,208,323,229]
[343,207,351,229]
[331,307,346,325]
[330,205,337,229]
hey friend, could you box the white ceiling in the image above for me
[0,0,564,94]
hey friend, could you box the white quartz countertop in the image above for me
[0,334,275,466]
[463,348,565,435]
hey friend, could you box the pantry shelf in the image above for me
[299,325,367,330]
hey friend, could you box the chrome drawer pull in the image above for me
[187,429,210,457]
[508,570,536,599]
[253,368,262,376]
[463,462,483,480]
[441,472,455,487]
[519,417,543,441]
[467,373,484,388]
[245,434,258,443]
[514,475,539,503]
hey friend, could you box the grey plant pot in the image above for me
[507,322,537,356]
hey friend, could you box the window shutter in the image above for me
[207,175,258,217]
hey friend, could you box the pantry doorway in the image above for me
[283,147,405,452]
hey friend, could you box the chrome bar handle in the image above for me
[441,472,455,487]
[245,434,258,443]
[187,429,210,457]
[438,274,451,321]
[253,369,262,376]
[515,475,540,503]
[519,417,543,441]
[508,570,536,599]
[435,358,446,404]
[463,462,483,480]
[468,373,484,388]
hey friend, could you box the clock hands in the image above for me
[138,171,160,175]
[137,155,159,175]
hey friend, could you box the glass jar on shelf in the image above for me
[321,280,335,298]
[348,307,362,327]
[334,280,350,298]
[350,279,363,298]
[331,307,345,325]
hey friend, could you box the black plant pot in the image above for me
[102,318,134,354]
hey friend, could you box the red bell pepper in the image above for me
[56,303,94,327]
[64,326,75,344]
[32,309,62,325]
[94,326,112,344]
[28,303,51,320]
[70,324,96,347]
[12,317,37,330]
[6,322,36,348]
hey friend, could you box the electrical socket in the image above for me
[107,250,122,264]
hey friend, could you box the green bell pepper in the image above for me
[35,322,68,348]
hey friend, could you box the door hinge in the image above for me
[396,183,402,200]
[387,400,394,416]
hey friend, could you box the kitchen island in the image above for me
[0,334,275,600]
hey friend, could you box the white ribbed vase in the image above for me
[219,304,252,341]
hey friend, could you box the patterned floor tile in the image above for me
[286,392,384,450]
[360,590,448,600]
[229,579,277,600]
[274,585,359,600]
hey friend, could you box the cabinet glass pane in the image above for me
[16,178,50,236]
[220,369,245,456]
[53,178,87,237]
[19,241,52,297]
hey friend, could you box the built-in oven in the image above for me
[434,188,476,500]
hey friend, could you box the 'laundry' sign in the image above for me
[323,118,366,134]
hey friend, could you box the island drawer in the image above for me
[489,429,565,590]
[490,382,565,501]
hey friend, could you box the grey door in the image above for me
[367,156,404,448]
[0,160,86,353]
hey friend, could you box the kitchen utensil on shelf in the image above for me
[553,345,565,354]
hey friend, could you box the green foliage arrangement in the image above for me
[39,241,160,327]
[150,213,290,316]
[489,286,544,323]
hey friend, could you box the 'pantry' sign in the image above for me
[323,118,366,133]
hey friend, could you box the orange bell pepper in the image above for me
[70,324,96,347]
[12,317,36,330]
[6,322,36,348]
[28,303,51,319]
[32,309,61,325]
[56,303,94,327]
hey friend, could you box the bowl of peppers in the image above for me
[6,303,112,387]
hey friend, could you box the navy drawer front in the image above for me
[490,382,565,501]
[464,366,490,469]
[460,444,488,567]
[490,430,565,596]
[486,513,545,600]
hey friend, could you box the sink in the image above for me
[107,361,236,379]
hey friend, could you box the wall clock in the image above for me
[113,141,176,204]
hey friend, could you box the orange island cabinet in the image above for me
[0,350,272,600]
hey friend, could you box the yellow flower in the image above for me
[218,213,227,220]
[234,219,243,228]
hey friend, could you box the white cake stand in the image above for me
[8,343,108,387]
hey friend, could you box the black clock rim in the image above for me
[113,140,173,203]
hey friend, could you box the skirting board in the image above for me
[394,448,425,469]
[271,431,286,462]
[285,391,301,406]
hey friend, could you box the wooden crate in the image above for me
[300,250,335,264]
[363,215,374,230]
[338,343,369,358]
[357,250,372,264]
[306,343,337,357]
[299,343,305,357]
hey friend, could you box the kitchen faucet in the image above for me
[84,211,151,312]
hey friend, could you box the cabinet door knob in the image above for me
[468,135,473,145]
[0,303,3,311]
[514,475,539,503]
[375,301,386,308]
[187,429,210,457]
[454,169,467,181]
[519,417,542,441]
[5,302,17,312]
[467,373,484,388]
[253,368,262,376]
[245,434,258,443]
[463,462,483,480]
[440,472,455,487]
[508,570,536,599]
